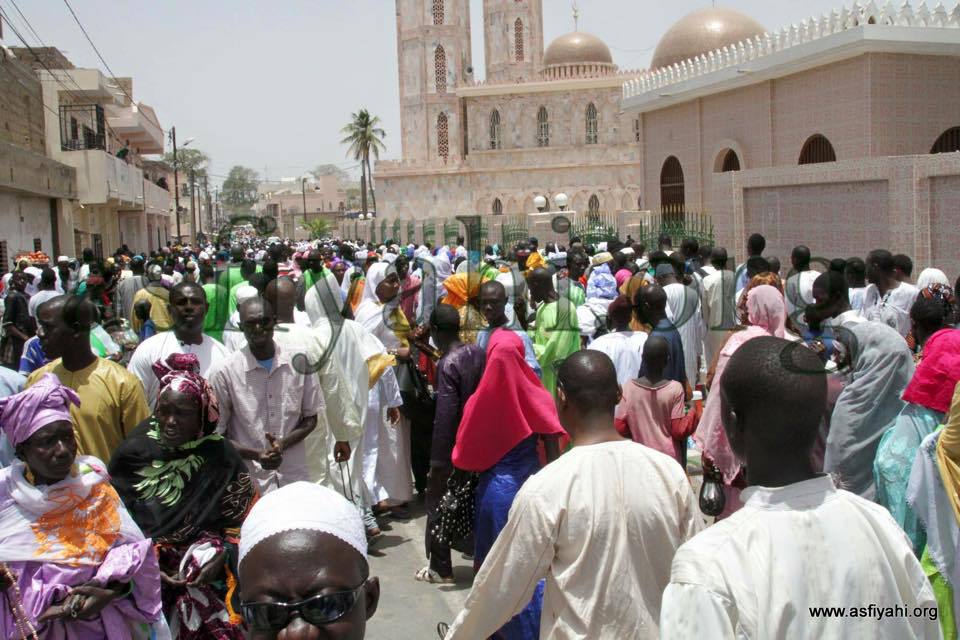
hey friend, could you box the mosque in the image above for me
[373,1,960,274]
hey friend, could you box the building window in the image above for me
[437,112,449,160]
[33,238,41,252]
[588,194,600,214]
[931,127,960,154]
[70,117,78,141]
[434,46,447,94]
[660,156,685,220]
[492,198,503,215]
[489,110,501,150]
[719,149,741,172]
[633,118,640,142]
[798,134,837,164]
[432,0,443,25]
[0,241,7,275]
[515,18,524,62]
[537,106,549,147]
[585,103,598,145]
[92,234,104,260]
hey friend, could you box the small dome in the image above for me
[543,31,613,67]
[651,7,765,70]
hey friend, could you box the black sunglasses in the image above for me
[241,583,365,630]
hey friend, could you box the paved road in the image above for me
[366,501,472,640]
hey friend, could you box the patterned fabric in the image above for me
[152,353,220,435]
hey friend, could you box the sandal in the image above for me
[415,566,455,584]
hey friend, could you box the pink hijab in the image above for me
[695,285,787,484]
[0,373,79,447]
[452,330,566,472]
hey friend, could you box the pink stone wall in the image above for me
[930,175,960,281]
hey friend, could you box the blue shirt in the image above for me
[18,336,47,376]
[476,327,542,379]
[0,366,26,467]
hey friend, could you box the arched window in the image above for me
[719,149,741,172]
[490,110,501,150]
[798,134,836,164]
[492,198,503,215]
[588,194,600,214]
[437,113,449,160]
[660,156,685,220]
[434,46,447,95]
[515,18,524,62]
[537,106,549,147]
[585,103,598,145]
[432,0,443,25]
[931,127,960,154]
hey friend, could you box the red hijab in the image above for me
[452,330,566,472]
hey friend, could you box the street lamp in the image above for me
[534,195,547,213]
[555,193,569,211]
[301,174,311,229]
[169,127,196,241]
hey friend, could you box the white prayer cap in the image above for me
[198,251,209,261]
[235,285,258,303]
[382,253,398,264]
[620,247,635,257]
[354,250,369,261]
[239,482,366,566]
[57,255,69,263]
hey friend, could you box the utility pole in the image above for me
[171,127,181,240]
[189,169,196,241]
[204,175,212,238]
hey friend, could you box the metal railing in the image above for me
[59,104,106,152]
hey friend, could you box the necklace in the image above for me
[1,563,39,640]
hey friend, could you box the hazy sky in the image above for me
[8,0,846,185]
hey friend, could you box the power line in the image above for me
[60,0,166,135]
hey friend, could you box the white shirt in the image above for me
[862,282,919,337]
[661,475,939,640]
[448,440,702,640]
[785,270,820,319]
[825,309,868,330]
[587,331,646,386]
[128,332,230,409]
[848,286,867,313]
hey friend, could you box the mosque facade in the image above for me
[374,1,960,273]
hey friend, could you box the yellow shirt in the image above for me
[27,358,150,463]
[130,287,173,333]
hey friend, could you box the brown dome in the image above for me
[543,31,613,67]
[650,7,765,70]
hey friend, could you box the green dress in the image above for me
[531,297,581,398]
[202,283,228,342]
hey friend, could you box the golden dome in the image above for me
[543,31,613,67]
[650,7,765,70]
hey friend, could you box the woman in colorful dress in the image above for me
[0,373,167,639]
[109,353,256,640]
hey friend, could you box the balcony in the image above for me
[59,149,143,207]
[107,102,164,155]
[142,179,171,216]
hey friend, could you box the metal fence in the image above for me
[336,206,714,250]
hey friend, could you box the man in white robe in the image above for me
[862,249,919,338]
[586,295,645,385]
[660,336,938,640]
[446,351,701,639]
[700,248,737,369]
[658,264,705,387]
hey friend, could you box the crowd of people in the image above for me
[0,228,957,638]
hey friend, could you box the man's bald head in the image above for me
[265,277,298,323]
[557,350,621,419]
[527,268,554,303]
[642,335,670,374]
[720,336,827,464]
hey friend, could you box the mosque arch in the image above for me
[621,192,634,211]
[490,109,502,150]
[432,0,443,25]
[437,112,449,160]
[931,127,960,154]
[716,148,741,172]
[798,134,836,164]
[515,18,525,62]
[588,194,601,214]
[536,106,549,147]
[660,156,685,216]
[492,198,503,215]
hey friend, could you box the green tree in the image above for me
[221,165,260,212]
[340,109,386,214]
[302,217,332,240]
[161,148,209,196]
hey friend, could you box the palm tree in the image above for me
[341,109,386,215]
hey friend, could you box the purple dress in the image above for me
[0,457,166,640]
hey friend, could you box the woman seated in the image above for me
[0,373,166,639]
[109,353,256,640]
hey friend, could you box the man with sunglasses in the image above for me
[210,296,321,495]
[239,482,380,639]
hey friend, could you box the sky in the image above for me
[6,0,848,186]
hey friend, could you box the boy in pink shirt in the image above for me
[615,336,700,464]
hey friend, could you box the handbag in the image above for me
[430,470,478,547]
[699,464,726,517]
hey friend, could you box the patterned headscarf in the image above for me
[151,353,220,435]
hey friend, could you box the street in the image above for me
[366,502,471,639]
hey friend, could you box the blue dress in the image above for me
[473,435,544,639]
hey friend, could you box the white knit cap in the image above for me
[238,482,367,566]
[235,285,258,303]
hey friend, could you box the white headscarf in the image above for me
[432,251,453,283]
[361,262,389,306]
[917,268,950,290]
[239,482,367,566]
